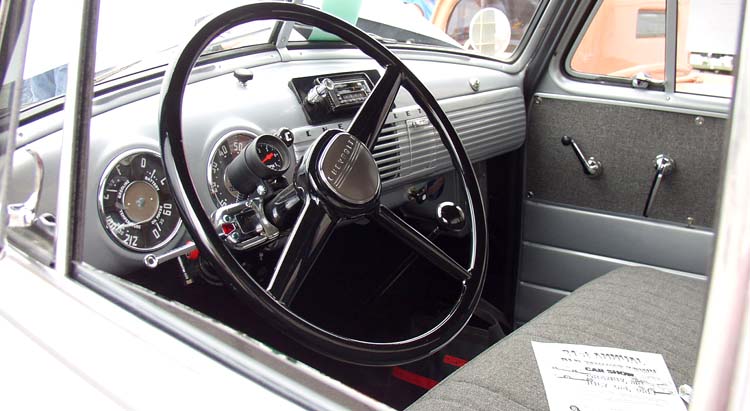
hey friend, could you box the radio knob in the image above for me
[306,78,334,105]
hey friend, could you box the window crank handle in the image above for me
[561,136,603,178]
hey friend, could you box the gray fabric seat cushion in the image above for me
[407,266,708,411]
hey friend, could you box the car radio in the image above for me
[306,75,372,111]
[290,70,381,125]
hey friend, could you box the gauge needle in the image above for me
[261,153,275,164]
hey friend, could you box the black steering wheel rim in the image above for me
[159,2,488,366]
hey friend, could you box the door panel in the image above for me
[516,200,713,323]
[526,97,725,227]
[516,96,723,324]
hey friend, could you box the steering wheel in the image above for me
[159,2,488,366]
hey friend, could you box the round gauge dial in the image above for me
[256,141,284,171]
[207,131,254,207]
[99,150,182,252]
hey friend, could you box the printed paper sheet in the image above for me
[532,342,687,411]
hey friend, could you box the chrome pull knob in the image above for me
[436,202,466,232]
[7,149,44,228]
[144,241,197,268]
[643,154,676,217]
[306,78,334,105]
[631,72,665,89]
[561,136,603,178]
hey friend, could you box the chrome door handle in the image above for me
[561,136,603,178]
[7,149,44,228]
[631,72,665,89]
[643,154,675,217]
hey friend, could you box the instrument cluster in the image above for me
[98,150,182,252]
[98,129,296,254]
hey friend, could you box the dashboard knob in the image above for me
[306,78,334,105]
[437,202,465,232]
[276,127,294,146]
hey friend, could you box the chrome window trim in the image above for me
[554,0,733,115]
[561,0,605,83]
[540,30,731,116]
[664,0,678,94]
[0,0,34,258]
[54,0,100,277]
[533,92,730,118]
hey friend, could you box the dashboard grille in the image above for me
[380,88,526,188]
[291,88,525,189]
[372,121,404,183]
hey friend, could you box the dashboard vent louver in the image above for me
[373,121,404,183]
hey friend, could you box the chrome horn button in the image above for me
[317,132,380,205]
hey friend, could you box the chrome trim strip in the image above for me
[664,0,678,95]
[0,0,34,258]
[54,0,100,276]
[534,92,729,119]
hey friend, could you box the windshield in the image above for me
[21,0,544,108]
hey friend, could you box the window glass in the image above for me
[570,0,667,81]
[675,0,741,98]
[300,0,543,61]
[21,0,274,108]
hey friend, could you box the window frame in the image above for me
[563,0,686,94]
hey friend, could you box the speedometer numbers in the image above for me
[98,150,181,252]
[208,131,254,207]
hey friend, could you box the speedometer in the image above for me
[207,131,254,207]
[98,149,182,251]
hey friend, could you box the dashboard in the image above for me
[12,50,526,276]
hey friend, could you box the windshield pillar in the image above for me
[54,0,100,276]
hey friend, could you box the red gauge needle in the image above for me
[261,153,275,164]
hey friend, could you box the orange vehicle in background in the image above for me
[570,0,693,81]
[426,0,695,81]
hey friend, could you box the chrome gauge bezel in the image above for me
[206,129,257,207]
[97,148,183,252]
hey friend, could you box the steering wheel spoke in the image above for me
[372,205,471,282]
[348,64,402,150]
[266,196,336,305]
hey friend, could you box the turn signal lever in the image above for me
[561,136,603,178]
